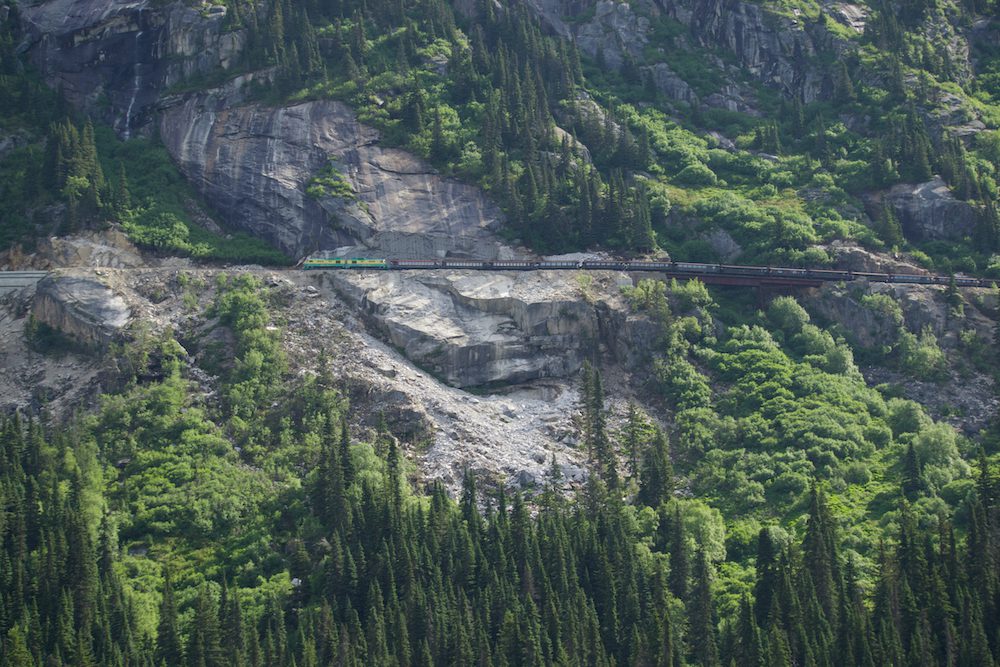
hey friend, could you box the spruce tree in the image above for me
[690,550,719,666]
[669,506,690,603]
[902,443,924,501]
[638,427,673,508]
[803,485,839,622]
[155,569,183,667]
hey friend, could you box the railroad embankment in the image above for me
[0,256,646,492]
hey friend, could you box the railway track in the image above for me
[0,271,49,294]
[301,258,997,288]
[2,261,994,291]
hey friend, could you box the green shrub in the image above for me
[860,293,904,328]
[768,296,810,335]
[886,398,931,437]
[897,327,946,380]
[306,163,356,200]
[842,461,872,485]
[673,162,718,186]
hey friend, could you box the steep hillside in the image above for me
[1,0,1000,664]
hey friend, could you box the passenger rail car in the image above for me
[303,258,389,269]
[300,258,994,287]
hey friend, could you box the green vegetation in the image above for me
[618,282,987,544]
[3,0,1000,661]
[0,6,288,264]
[306,162,356,200]
[2,274,1000,666]
[197,0,1000,268]
[5,0,1000,267]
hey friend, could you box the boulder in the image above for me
[645,62,698,104]
[32,273,130,347]
[703,228,743,262]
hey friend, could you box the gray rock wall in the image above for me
[19,0,242,137]
[18,0,514,261]
[159,86,508,260]
[878,177,980,242]
[526,0,829,107]
[327,271,620,387]
[32,272,130,347]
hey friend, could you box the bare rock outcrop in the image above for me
[803,282,900,350]
[33,231,147,269]
[327,270,608,387]
[877,176,980,242]
[806,280,996,350]
[824,241,928,275]
[159,86,509,260]
[32,272,130,347]
[18,0,242,137]
[527,0,828,106]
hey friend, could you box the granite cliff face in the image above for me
[14,0,514,261]
[327,270,640,387]
[525,0,830,109]
[32,271,131,347]
[159,83,510,260]
[18,0,242,138]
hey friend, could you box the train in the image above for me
[301,257,995,287]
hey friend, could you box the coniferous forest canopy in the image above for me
[1,0,1000,662]
[0,274,998,666]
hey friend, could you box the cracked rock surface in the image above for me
[160,85,510,260]
[32,270,131,347]
[326,270,612,387]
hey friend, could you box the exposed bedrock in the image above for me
[159,88,509,260]
[31,271,131,347]
[525,0,828,105]
[806,280,996,351]
[325,270,649,387]
[875,177,980,242]
[18,0,242,137]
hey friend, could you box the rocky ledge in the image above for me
[32,271,131,347]
[877,176,980,242]
[325,270,621,387]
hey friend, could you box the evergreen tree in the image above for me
[803,485,839,622]
[877,201,904,249]
[902,443,924,501]
[156,569,183,667]
[690,550,719,666]
[638,427,673,508]
[187,585,224,667]
[669,505,690,603]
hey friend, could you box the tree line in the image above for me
[2,352,999,665]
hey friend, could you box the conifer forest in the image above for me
[1,0,1000,663]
